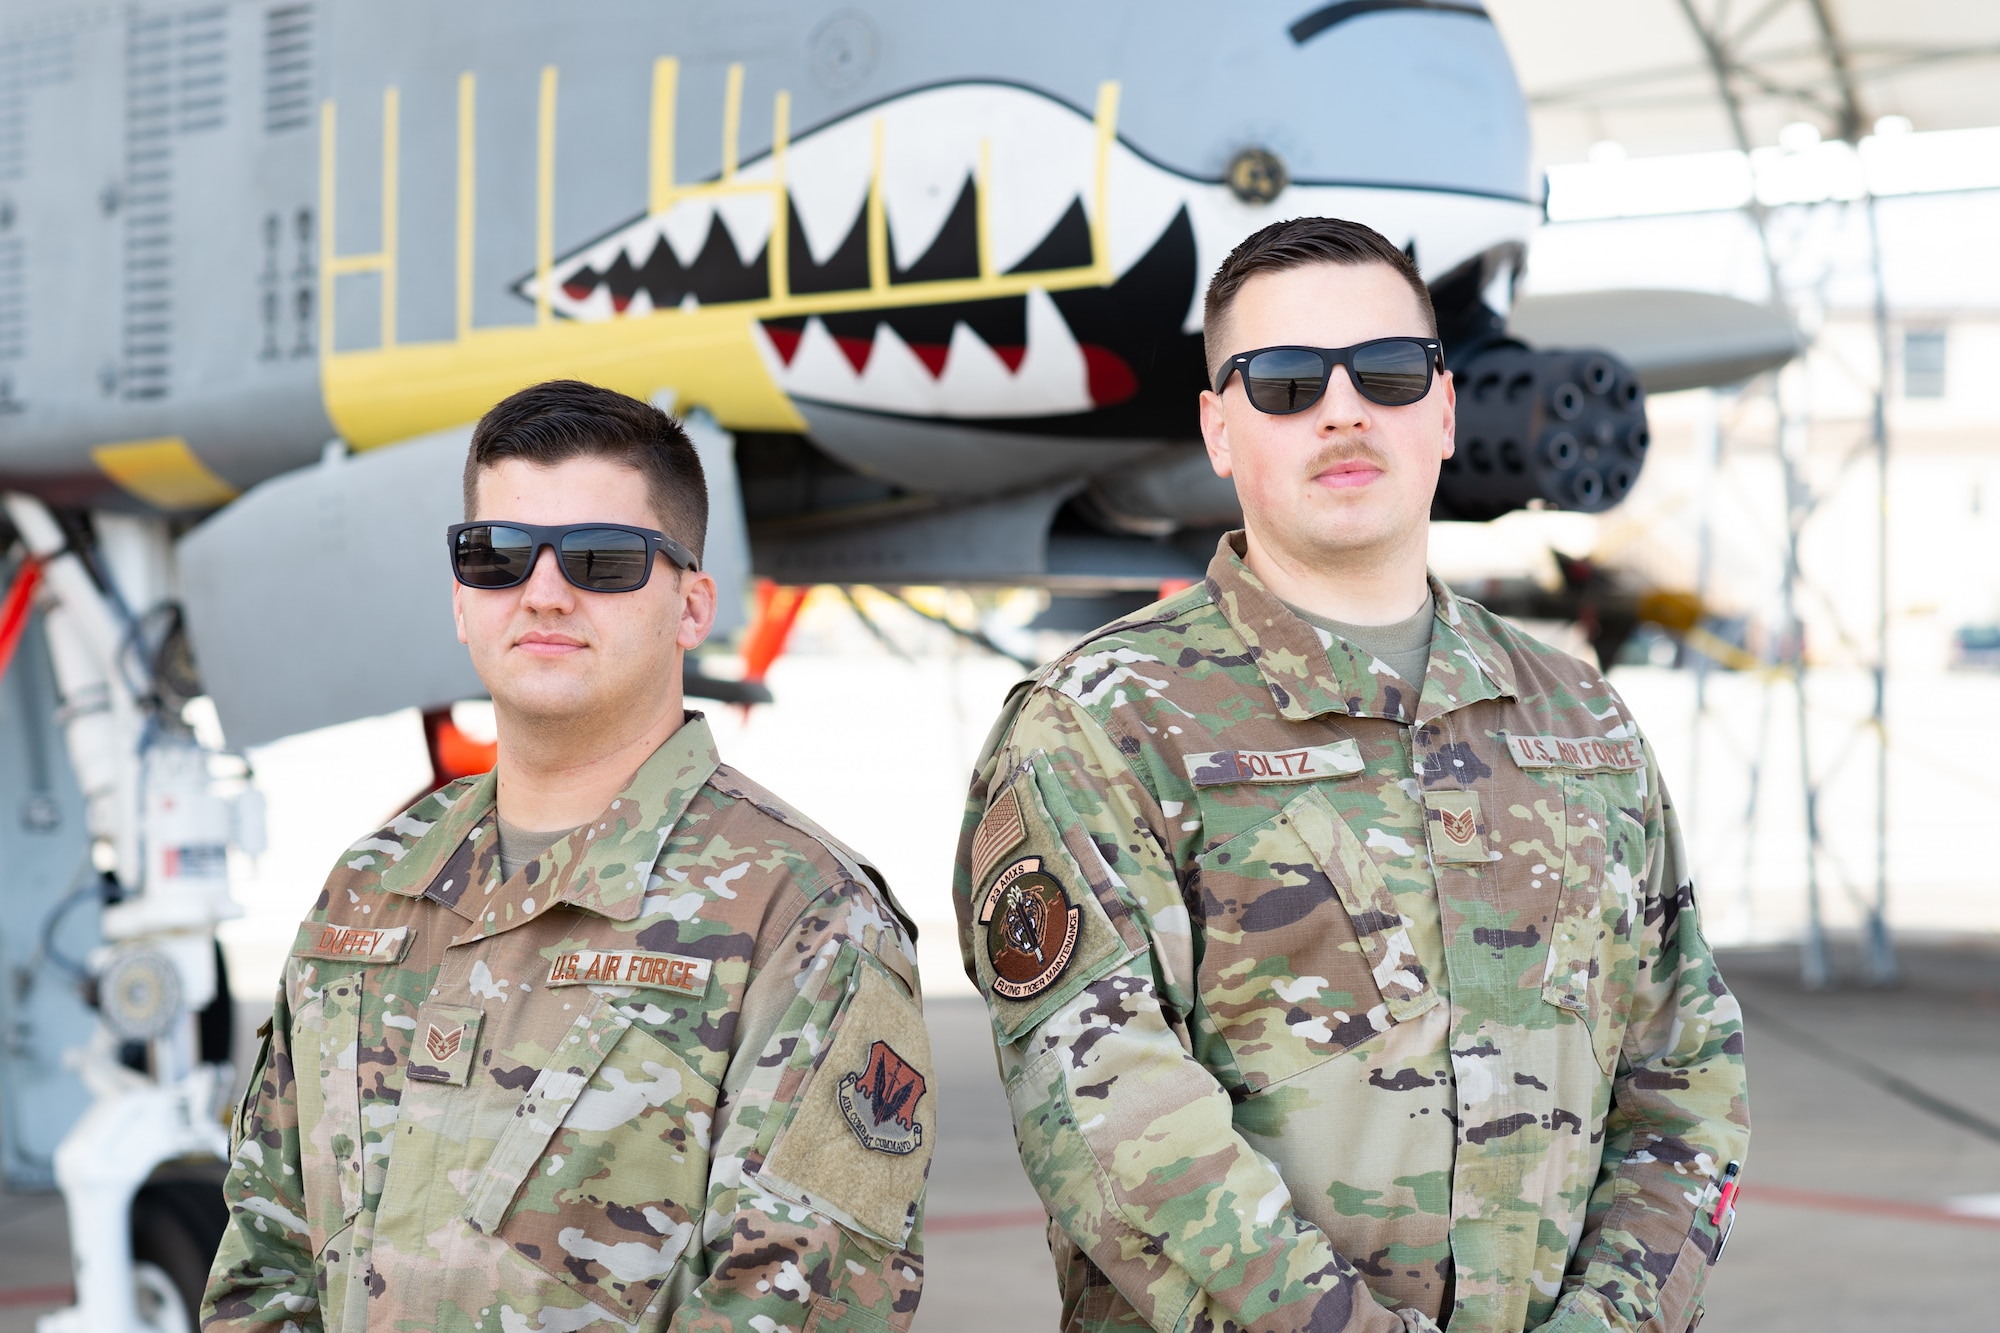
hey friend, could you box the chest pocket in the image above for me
[1195,787,1438,1092]
[1541,775,1649,1076]
[465,991,717,1322]
[291,969,365,1254]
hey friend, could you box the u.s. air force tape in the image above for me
[1505,733,1643,772]
[546,948,712,997]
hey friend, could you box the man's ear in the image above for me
[452,579,469,645]
[1439,368,1457,459]
[676,569,718,652]
[1199,389,1234,479]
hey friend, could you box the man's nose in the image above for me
[1313,364,1375,433]
[519,544,575,608]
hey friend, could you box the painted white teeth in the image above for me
[532,80,1541,345]
[533,84,1112,313]
[655,197,715,269]
[753,287,1091,421]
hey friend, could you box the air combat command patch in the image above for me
[979,855,1081,1000]
[838,1040,928,1155]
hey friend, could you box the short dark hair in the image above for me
[463,380,708,561]
[1202,216,1437,377]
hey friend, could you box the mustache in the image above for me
[1304,439,1390,475]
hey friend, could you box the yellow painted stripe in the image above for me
[536,65,557,328]
[649,57,678,217]
[867,117,887,292]
[92,438,240,510]
[721,62,743,181]
[323,305,807,448]
[768,89,790,302]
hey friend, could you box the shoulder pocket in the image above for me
[1195,787,1438,1092]
[758,949,934,1249]
[968,755,1140,1044]
[1541,775,1648,1076]
[466,993,717,1321]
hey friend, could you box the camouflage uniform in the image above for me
[953,534,1749,1333]
[204,714,933,1333]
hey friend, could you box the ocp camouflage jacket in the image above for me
[953,534,1750,1333]
[204,714,933,1333]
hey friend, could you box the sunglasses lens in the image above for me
[1241,348,1329,414]
[558,528,651,590]
[454,525,535,588]
[1351,340,1433,405]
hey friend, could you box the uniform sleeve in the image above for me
[1540,738,1751,1333]
[669,885,930,1333]
[954,688,1430,1333]
[202,986,320,1332]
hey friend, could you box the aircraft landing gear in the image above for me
[130,1164,229,1333]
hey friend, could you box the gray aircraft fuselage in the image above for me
[0,0,1534,514]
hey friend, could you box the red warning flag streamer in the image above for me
[742,580,810,686]
[421,706,498,785]
[0,557,45,687]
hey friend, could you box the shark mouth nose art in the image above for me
[521,81,1537,425]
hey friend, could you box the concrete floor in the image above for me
[5,939,1997,1332]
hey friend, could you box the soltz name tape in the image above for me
[1185,741,1364,787]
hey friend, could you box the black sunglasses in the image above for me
[447,521,698,594]
[1214,338,1445,413]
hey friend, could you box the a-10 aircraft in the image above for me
[0,2,1797,1329]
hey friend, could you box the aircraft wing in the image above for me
[1507,289,1800,393]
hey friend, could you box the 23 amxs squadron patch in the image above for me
[979,856,1081,1000]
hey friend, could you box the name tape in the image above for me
[298,924,411,963]
[1185,741,1364,787]
[547,948,713,996]
[1506,734,1644,773]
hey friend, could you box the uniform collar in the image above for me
[380,712,723,923]
[1205,531,1515,724]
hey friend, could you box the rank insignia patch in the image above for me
[837,1039,929,1155]
[425,1022,464,1063]
[1422,790,1491,864]
[979,855,1082,1001]
[406,1002,483,1086]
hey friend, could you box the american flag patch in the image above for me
[970,787,1026,886]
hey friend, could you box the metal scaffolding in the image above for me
[1675,0,1897,987]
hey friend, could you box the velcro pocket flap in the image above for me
[1541,776,1647,1076]
[293,973,365,1235]
[466,993,629,1233]
[406,1002,483,1086]
[1285,788,1438,1021]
